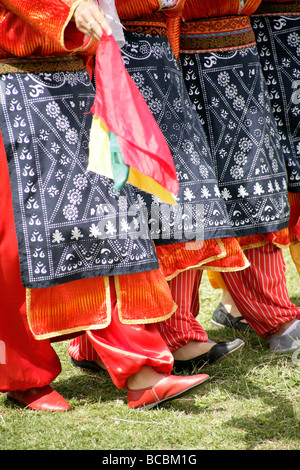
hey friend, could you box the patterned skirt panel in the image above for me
[179,15,290,239]
[251,8,300,192]
[121,30,237,247]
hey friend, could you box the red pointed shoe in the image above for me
[127,373,209,410]
[7,385,71,412]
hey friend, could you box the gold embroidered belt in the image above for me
[0,55,85,75]
[122,12,168,37]
[180,15,256,53]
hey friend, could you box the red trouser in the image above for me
[69,278,174,389]
[70,269,209,368]
[0,135,173,392]
[0,136,61,392]
[221,243,300,338]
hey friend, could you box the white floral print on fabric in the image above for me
[179,43,290,234]
[0,71,158,288]
[251,14,300,192]
[121,32,236,244]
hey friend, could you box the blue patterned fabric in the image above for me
[122,31,236,246]
[0,70,158,288]
[251,13,300,193]
[179,43,290,237]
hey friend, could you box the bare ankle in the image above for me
[172,340,215,361]
[273,319,297,336]
[221,291,245,319]
[95,358,106,370]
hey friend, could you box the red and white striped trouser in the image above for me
[221,243,300,338]
[155,269,208,350]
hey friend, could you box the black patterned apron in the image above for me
[121,30,237,246]
[0,63,159,288]
[251,4,300,192]
[179,15,290,237]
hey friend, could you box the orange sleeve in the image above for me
[0,0,99,59]
[116,0,186,19]
[115,0,161,19]
[0,0,88,51]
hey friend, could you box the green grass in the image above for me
[0,250,299,450]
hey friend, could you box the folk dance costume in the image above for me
[251,0,300,274]
[179,0,300,349]
[69,0,248,369]
[0,0,212,411]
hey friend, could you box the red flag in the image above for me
[90,33,179,197]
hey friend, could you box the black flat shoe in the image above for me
[70,356,107,373]
[173,338,245,374]
[211,303,253,332]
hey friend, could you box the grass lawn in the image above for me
[0,249,299,451]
